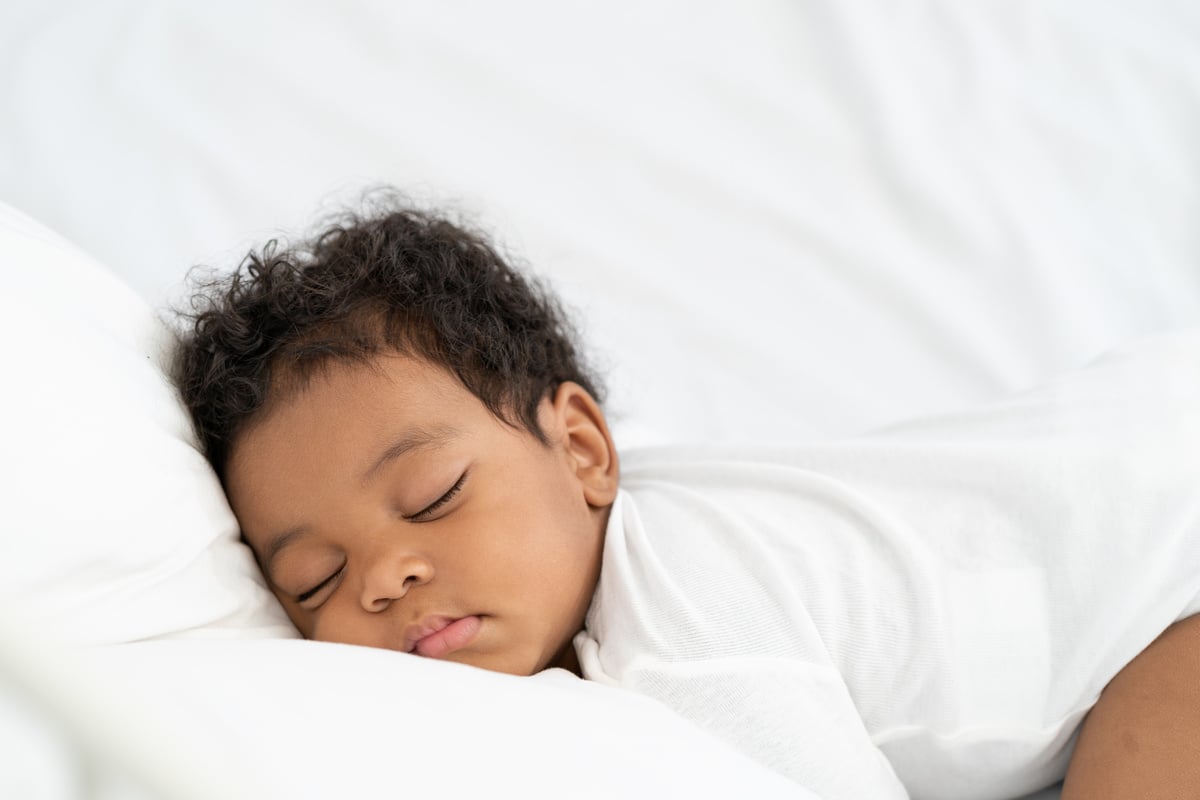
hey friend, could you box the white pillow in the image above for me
[0,203,294,644]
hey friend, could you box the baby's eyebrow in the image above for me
[360,425,461,486]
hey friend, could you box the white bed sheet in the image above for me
[2,2,1199,798]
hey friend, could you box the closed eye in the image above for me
[406,470,468,521]
[296,565,343,605]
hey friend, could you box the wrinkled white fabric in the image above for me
[578,329,1200,800]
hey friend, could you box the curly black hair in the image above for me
[172,196,603,481]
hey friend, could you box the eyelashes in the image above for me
[406,470,469,521]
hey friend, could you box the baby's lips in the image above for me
[412,615,483,658]
[402,615,454,652]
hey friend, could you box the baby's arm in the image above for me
[1062,613,1200,798]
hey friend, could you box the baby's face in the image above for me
[225,354,615,676]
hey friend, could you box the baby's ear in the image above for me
[549,382,619,507]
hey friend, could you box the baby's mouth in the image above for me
[405,615,483,658]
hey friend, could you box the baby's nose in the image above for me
[360,551,434,612]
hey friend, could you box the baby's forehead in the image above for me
[233,350,543,482]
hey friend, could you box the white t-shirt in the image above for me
[575,329,1200,800]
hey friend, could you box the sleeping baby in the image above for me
[173,197,1200,800]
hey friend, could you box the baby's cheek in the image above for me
[308,609,354,646]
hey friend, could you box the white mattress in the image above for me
[2,2,1198,797]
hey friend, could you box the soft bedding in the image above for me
[2,1,1199,798]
